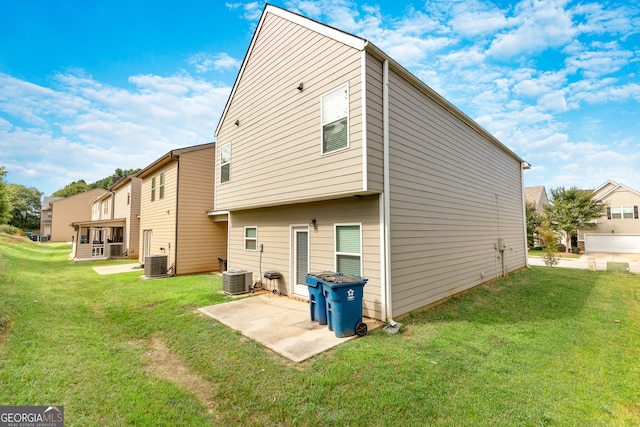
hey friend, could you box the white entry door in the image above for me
[292,226,309,297]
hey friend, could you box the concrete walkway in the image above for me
[528,252,640,273]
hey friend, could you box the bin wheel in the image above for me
[355,322,368,337]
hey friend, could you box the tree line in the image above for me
[0,166,140,232]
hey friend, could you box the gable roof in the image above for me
[49,188,106,205]
[214,4,524,164]
[42,196,63,210]
[524,186,548,205]
[136,142,215,179]
[593,180,640,201]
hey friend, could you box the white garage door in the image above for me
[584,234,640,253]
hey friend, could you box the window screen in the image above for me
[220,144,231,183]
[322,85,349,153]
[335,225,361,276]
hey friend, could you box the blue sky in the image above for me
[1,0,639,196]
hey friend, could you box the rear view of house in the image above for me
[48,188,107,243]
[71,175,141,261]
[138,143,227,275]
[213,5,528,322]
[39,196,62,238]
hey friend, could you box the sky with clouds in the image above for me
[1,0,638,197]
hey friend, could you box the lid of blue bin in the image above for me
[307,271,342,281]
[325,274,368,286]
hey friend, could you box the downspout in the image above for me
[382,59,399,331]
[521,161,531,268]
[171,151,179,276]
[109,190,116,220]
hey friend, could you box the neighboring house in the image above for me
[137,143,228,275]
[578,181,640,253]
[40,196,63,237]
[48,189,106,243]
[524,185,550,247]
[70,175,142,261]
[524,186,549,215]
[212,5,528,322]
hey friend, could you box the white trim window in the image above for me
[608,206,638,220]
[335,224,362,276]
[220,144,231,183]
[159,172,165,199]
[245,226,257,251]
[321,84,349,154]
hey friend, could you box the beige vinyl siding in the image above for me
[386,67,526,318]
[175,148,227,275]
[50,188,106,242]
[139,163,178,271]
[227,196,382,320]
[595,189,640,235]
[113,177,141,258]
[592,182,617,200]
[215,12,368,211]
[365,52,384,193]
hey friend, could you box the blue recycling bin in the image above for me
[305,272,336,325]
[322,274,368,338]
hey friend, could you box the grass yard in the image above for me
[527,249,581,259]
[1,234,639,426]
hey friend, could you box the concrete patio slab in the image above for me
[198,293,381,362]
[92,263,141,275]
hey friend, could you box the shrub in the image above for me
[0,224,19,235]
[571,247,581,254]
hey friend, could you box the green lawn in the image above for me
[528,249,582,258]
[1,234,639,426]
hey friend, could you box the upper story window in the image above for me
[335,224,361,276]
[127,184,131,205]
[159,172,165,199]
[103,201,109,215]
[220,144,231,183]
[151,172,165,201]
[608,206,638,220]
[321,84,349,154]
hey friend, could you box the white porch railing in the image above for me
[91,243,105,258]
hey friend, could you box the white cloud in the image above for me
[572,2,635,37]
[188,52,242,74]
[564,41,633,78]
[445,0,509,38]
[486,0,576,59]
[226,1,263,21]
[0,71,231,194]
